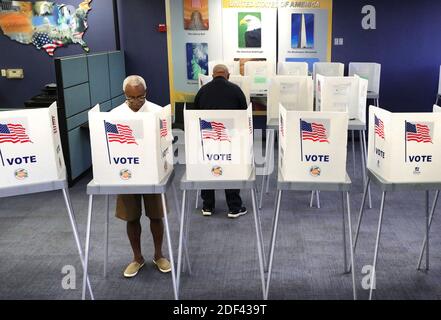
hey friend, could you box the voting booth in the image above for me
[267,75,314,124]
[349,62,381,95]
[316,75,368,122]
[244,61,276,95]
[208,60,241,76]
[313,62,344,80]
[368,106,441,183]
[279,105,348,182]
[88,104,173,185]
[277,62,309,76]
[0,102,66,188]
[184,104,254,181]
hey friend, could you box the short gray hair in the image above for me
[123,75,147,92]
[213,64,229,75]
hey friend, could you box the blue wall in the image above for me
[117,0,169,107]
[333,0,441,112]
[0,0,117,108]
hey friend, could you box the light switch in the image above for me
[334,38,344,46]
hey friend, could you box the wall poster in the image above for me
[278,0,333,73]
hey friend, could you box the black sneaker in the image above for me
[202,208,214,216]
[228,207,247,219]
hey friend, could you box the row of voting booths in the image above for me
[200,60,381,104]
[3,75,441,300]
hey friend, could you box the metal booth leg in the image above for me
[417,190,440,270]
[195,190,199,209]
[62,188,94,300]
[171,183,191,275]
[349,177,371,272]
[351,130,356,176]
[176,190,187,296]
[82,194,94,300]
[104,195,109,278]
[251,189,267,300]
[255,188,267,271]
[341,192,348,273]
[369,191,387,300]
[361,130,372,209]
[161,194,178,300]
[265,190,282,300]
[309,190,320,208]
[346,192,357,300]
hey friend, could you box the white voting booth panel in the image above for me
[184,104,254,181]
[348,62,381,94]
[197,74,251,105]
[244,61,276,95]
[0,103,65,187]
[267,76,313,124]
[88,104,173,185]
[317,75,368,122]
[198,74,212,89]
[279,105,348,182]
[368,106,441,183]
[208,61,241,76]
[313,62,344,80]
[277,62,309,76]
[230,75,251,106]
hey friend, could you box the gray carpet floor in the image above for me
[1,143,441,300]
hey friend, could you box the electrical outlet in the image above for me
[334,38,344,46]
[6,69,24,79]
[1,69,6,77]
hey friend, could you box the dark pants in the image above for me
[201,189,242,211]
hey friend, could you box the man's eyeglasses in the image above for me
[126,95,146,102]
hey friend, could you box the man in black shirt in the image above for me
[193,64,248,218]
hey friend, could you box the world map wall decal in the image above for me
[0,0,92,56]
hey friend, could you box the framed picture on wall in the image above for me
[186,43,209,80]
[183,0,209,31]
[238,12,262,48]
[291,13,315,49]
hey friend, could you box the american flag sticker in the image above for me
[375,115,385,140]
[301,120,329,143]
[406,122,432,143]
[159,118,168,138]
[199,119,231,142]
[105,121,138,145]
[0,123,32,144]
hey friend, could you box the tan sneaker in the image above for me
[123,260,145,278]
[153,258,171,273]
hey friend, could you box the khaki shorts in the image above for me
[115,194,164,222]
